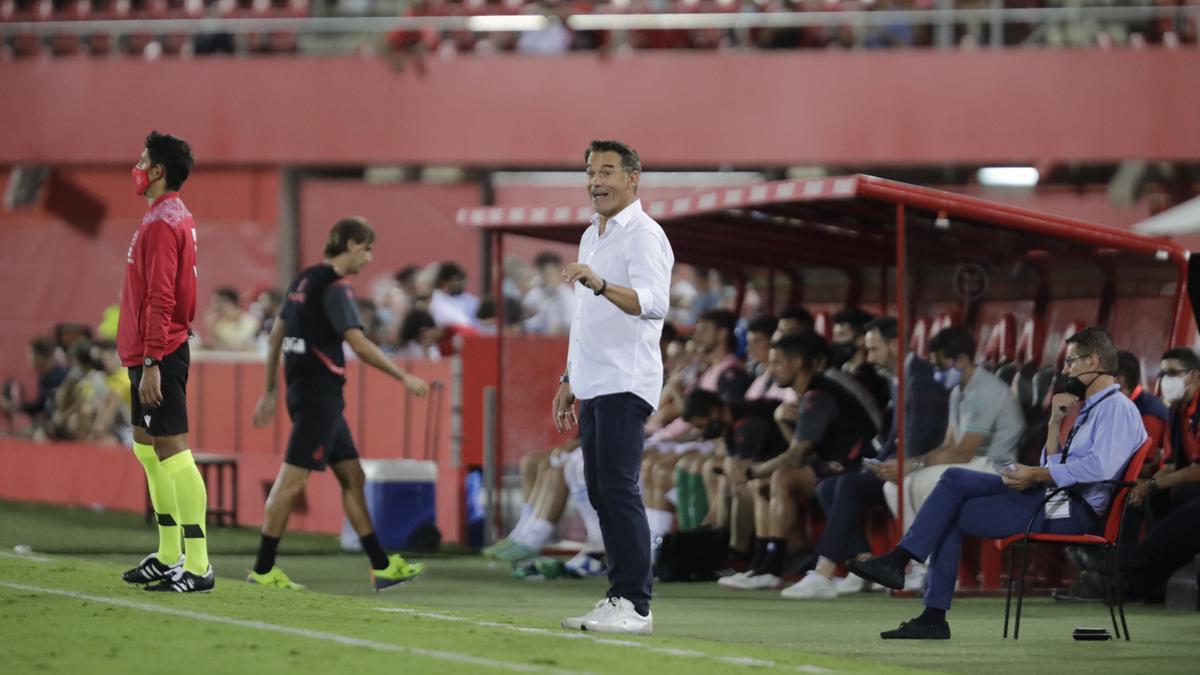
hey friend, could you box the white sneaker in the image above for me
[903,563,927,592]
[562,598,611,630]
[717,570,752,587]
[781,572,838,599]
[724,572,783,590]
[834,572,877,595]
[580,597,653,635]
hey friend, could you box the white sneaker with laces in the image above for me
[580,597,653,635]
[904,562,927,592]
[780,571,838,599]
[562,598,613,630]
[724,572,783,590]
[717,570,752,587]
[834,572,877,595]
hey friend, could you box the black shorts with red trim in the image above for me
[284,384,358,472]
[129,343,190,437]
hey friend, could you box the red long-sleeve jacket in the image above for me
[117,192,197,367]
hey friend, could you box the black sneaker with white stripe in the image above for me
[122,553,184,584]
[145,565,215,593]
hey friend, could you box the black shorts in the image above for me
[129,343,189,437]
[285,387,358,472]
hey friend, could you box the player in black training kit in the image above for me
[248,217,429,591]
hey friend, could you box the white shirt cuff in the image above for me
[634,287,653,318]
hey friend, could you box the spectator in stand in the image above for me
[523,251,577,335]
[202,286,259,351]
[251,288,284,342]
[477,295,525,335]
[689,268,737,324]
[429,261,480,328]
[516,1,575,55]
[1,337,68,438]
[356,297,390,347]
[777,305,815,338]
[88,339,133,445]
[396,308,442,361]
[831,307,892,414]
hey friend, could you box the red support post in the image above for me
[894,204,907,541]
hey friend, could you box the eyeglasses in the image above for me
[1063,353,1093,367]
[1158,368,1195,378]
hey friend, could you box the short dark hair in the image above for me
[585,139,641,174]
[214,286,240,306]
[69,339,95,369]
[864,315,898,341]
[681,388,724,422]
[832,307,875,336]
[928,326,976,361]
[747,314,779,337]
[92,339,117,352]
[324,217,375,258]
[698,308,739,353]
[779,306,814,331]
[29,336,56,359]
[1066,326,1118,373]
[144,130,194,191]
[1162,347,1200,372]
[400,308,436,344]
[771,332,829,366]
[435,261,466,285]
[1115,350,1141,389]
[394,265,420,285]
[534,251,562,269]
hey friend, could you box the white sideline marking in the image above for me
[376,607,835,674]
[0,551,52,563]
[0,582,586,675]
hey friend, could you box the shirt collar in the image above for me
[150,191,179,208]
[590,198,642,232]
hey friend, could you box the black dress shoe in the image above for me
[847,556,905,590]
[881,619,951,640]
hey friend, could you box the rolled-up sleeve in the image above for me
[626,229,672,320]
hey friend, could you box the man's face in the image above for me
[768,347,803,388]
[1062,343,1099,379]
[96,348,120,373]
[746,331,771,365]
[135,148,164,185]
[346,240,374,275]
[864,329,896,372]
[692,320,717,354]
[446,274,466,296]
[539,262,560,287]
[931,350,955,372]
[832,322,857,345]
[777,318,809,338]
[1159,357,1199,395]
[586,151,638,218]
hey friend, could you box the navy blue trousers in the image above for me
[579,392,654,614]
[815,470,888,562]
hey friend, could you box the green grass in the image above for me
[2,500,1199,674]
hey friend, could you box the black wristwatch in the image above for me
[593,279,607,296]
[745,466,756,482]
[1148,476,1160,492]
[143,356,161,368]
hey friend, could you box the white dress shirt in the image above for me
[567,199,674,410]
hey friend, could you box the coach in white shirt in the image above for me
[554,140,674,636]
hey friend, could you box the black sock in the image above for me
[749,539,768,573]
[916,607,946,625]
[880,546,917,571]
[762,538,786,577]
[360,532,390,570]
[253,534,280,575]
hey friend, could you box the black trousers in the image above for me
[814,470,887,562]
[579,392,654,615]
[1120,488,1200,602]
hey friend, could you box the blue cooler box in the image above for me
[340,459,437,552]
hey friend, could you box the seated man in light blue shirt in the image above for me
[849,326,1146,639]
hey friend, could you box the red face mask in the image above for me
[132,165,153,195]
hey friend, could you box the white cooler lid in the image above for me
[360,459,438,483]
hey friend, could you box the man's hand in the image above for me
[1001,464,1043,491]
[552,382,577,433]
[1129,478,1151,507]
[872,458,898,482]
[139,366,163,408]
[774,400,800,424]
[402,373,429,396]
[563,263,603,293]
[251,392,276,428]
[1049,393,1080,424]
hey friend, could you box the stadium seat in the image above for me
[909,316,930,358]
[996,436,1155,640]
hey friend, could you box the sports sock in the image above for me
[254,535,280,575]
[645,507,674,546]
[880,545,918,571]
[915,607,946,625]
[761,537,786,577]
[687,472,709,530]
[749,538,768,573]
[359,532,390,570]
[673,467,695,530]
[133,442,181,565]
[511,517,554,551]
[161,450,209,575]
[572,493,604,550]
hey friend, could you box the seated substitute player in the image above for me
[249,217,430,591]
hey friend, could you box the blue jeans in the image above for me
[899,467,1098,610]
[579,392,654,614]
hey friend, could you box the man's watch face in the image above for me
[144,357,155,367]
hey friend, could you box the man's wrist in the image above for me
[593,278,607,296]
[1149,476,1161,491]
[559,374,570,384]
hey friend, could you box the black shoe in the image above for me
[848,556,905,591]
[1052,588,1103,603]
[122,553,184,584]
[145,566,215,593]
[881,619,951,640]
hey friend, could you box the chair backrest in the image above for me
[1099,436,1156,543]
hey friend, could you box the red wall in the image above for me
[3,50,1198,166]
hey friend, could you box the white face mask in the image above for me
[1161,375,1188,403]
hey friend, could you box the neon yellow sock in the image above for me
[162,450,209,574]
[133,442,181,565]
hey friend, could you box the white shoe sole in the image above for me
[581,622,653,635]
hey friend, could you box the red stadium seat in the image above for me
[909,316,930,358]
[996,436,1155,640]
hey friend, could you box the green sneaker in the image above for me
[534,557,566,580]
[246,566,305,590]
[372,554,425,591]
[496,543,538,563]
[511,560,542,580]
[481,538,516,559]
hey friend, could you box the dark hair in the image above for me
[144,130,194,191]
[778,306,814,331]
[394,265,420,285]
[92,339,117,352]
[69,339,95,369]
[681,388,724,422]
[585,140,641,174]
[864,315,898,341]
[1115,350,1141,389]
[832,307,875,336]
[771,332,829,366]
[747,314,779,337]
[1162,347,1200,372]
[435,261,466,285]
[1066,326,1118,373]
[534,251,562,269]
[928,326,976,361]
[400,309,436,344]
[214,286,240,306]
[698,308,739,353]
[324,217,375,258]
[28,336,56,359]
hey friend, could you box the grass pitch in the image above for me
[2,500,1198,674]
